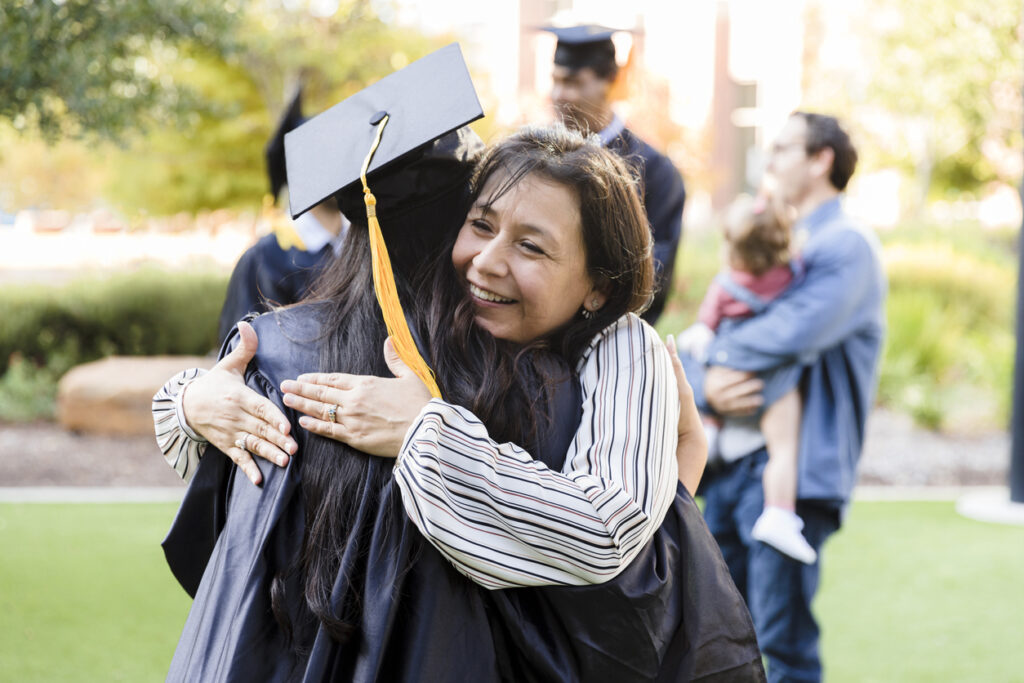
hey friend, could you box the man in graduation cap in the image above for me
[215,87,349,343]
[544,24,686,324]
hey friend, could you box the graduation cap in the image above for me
[284,43,483,219]
[265,86,305,202]
[284,43,485,398]
[541,24,624,76]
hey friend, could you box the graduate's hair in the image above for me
[269,138,566,650]
[467,124,654,363]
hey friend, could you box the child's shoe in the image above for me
[751,506,817,564]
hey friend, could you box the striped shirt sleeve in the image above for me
[152,368,210,483]
[392,313,680,589]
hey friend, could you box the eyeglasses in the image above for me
[769,141,806,156]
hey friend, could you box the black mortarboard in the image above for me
[283,43,483,219]
[284,43,485,398]
[265,86,305,202]
[541,24,621,75]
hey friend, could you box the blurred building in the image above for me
[392,0,853,220]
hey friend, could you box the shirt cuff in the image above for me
[174,373,209,444]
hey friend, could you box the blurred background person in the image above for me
[544,24,685,325]
[683,112,887,683]
[217,87,348,343]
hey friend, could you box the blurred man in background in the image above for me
[684,112,886,682]
[544,25,685,324]
[217,88,347,342]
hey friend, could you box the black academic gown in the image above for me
[606,128,686,325]
[163,304,763,682]
[216,232,332,343]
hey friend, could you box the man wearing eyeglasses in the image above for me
[683,112,887,683]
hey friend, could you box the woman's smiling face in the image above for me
[451,172,607,344]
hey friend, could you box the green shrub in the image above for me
[0,268,227,375]
[0,354,59,421]
[879,239,1014,430]
[0,268,228,421]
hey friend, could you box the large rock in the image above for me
[57,356,215,436]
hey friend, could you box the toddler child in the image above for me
[677,193,816,564]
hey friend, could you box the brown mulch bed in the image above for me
[0,422,185,487]
[0,408,1012,488]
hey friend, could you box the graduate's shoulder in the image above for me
[246,301,332,381]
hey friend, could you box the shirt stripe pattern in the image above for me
[153,368,210,483]
[392,313,680,589]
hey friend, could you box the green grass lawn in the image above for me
[0,503,190,682]
[0,500,1021,681]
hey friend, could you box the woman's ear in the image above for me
[584,279,611,313]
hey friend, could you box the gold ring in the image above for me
[327,404,338,423]
[234,437,247,451]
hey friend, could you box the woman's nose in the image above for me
[472,238,508,277]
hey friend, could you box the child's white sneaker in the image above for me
[751,506,817,565]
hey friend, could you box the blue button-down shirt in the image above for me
[690,197,887,505]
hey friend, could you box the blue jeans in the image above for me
[701,449,840,683]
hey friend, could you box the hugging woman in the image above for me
[155,114,762,680]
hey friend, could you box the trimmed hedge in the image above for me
[0,267,228,378]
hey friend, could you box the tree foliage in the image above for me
[105,1,444,213]
[863,1,1022,202]
[0,0,238,141]
[0,0,447,214]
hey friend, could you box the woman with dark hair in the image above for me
[156,125,763,680]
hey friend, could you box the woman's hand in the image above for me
[666,334,708,495]
[182,321,297,485]
[280,337,432,458]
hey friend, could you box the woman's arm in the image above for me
[151,321,297,485]
[393,315,679,588]
[666,334,708,495]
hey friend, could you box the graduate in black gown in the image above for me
[162,46,763,682]
[216,87,347,343]
[543,25,686,324]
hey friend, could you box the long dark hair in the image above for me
[271,124,655,651]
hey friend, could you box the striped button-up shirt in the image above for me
[153,313,679,589]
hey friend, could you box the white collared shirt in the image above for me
[597,113,626,146]
[293,211,348,256]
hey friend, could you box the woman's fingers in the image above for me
[238,425,291,467]
[294,372,358,389]
[220,320,260,375]
[281,387,339,423]
[240,392,296,455]
[297,415,352,443]
[280,379,344,406]
[226,445,263,486]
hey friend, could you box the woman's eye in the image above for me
[470,219,493,233]
[521,241,545,255]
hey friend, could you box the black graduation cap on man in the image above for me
[542,24,623,79]
[284,43,484,398]
[265,86,305,202]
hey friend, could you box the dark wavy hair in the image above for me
[270,123,655,652]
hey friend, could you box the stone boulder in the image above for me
[57,356,215,436]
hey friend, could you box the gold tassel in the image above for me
[359,114,442,398]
